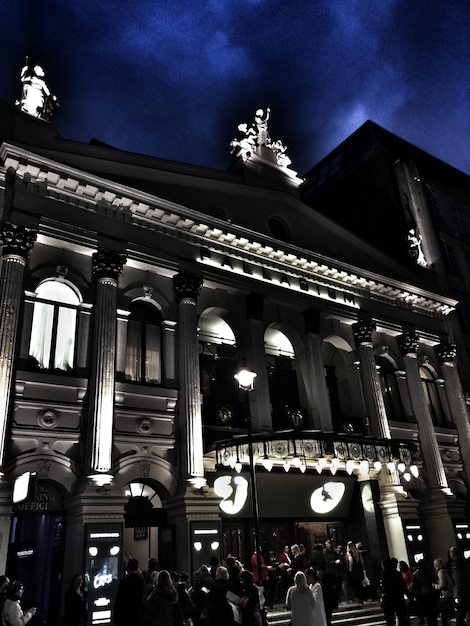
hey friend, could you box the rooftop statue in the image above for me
[407,227,428,267]
[230,108,293,169]
[15,58,59,121]
[254,107,271,146]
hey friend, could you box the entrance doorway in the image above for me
[7,513,65,626]
[221,519,347,565]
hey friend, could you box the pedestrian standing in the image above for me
[2,580,37,626]
[432,558,454,626]
[62,574,88,626]
[379,557,408,626]
[286,571,315,626]
[144,569,179,626]
[346,542,364,603]
[448,546,470,626]
[113,558,145,626]
[306,568,327,626]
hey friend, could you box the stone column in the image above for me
[352,319,407,558]
[397,332,455,561]
[352,320,390,439]
[173,270,205,486]
[0,222,36,469]
[435,343,470,489]
[397,332,450,494]
[88,249,126,480]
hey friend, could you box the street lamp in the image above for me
[234,365,263,586]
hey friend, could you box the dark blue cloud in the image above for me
[0,0,468,174]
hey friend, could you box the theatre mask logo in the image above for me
[310,481,346,514]
[214,475,249,514]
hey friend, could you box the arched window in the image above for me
[125,301,162,384]
[420,366,445,426]
[377,357,406,421]
[264,327,301,430]
[198,314,238,434]
[29,279,81,372]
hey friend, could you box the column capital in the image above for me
[352,320,376,345]
[173,271,203,301]
[435,343,457,365]
[92,249,126,280]
[397,331,420,357]
[0,222,36,260]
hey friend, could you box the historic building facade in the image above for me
[0,83,469,624]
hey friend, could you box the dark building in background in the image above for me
[302,120,470,390]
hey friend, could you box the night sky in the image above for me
[1,0,469,176]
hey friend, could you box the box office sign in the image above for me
[13,480,63,513]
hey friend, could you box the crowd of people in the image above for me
[110,540,371,626]
[263,540,370,626]
[112,556,267,626]
[2,539,467,626]
[381,545,470,626]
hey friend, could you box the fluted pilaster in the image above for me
[88,250,125,475]
[0,223,36,469]
[173,271,205,485]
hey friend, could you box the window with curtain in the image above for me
[420,366,445,426]
[29,280,80,372]
[125,301,162,384]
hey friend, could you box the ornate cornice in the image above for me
[0,222,36,260]
[1,144,457,318]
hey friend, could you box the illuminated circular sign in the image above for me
[310,481,346,514]
[214,475,249,515]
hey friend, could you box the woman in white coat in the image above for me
[2,581,36,626]
[286,571,315,626]
[306,569,328,626]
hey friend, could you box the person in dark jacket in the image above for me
[113,558,145,626]
[204,566,234,626]
[239,570,262,626]
[449,546,470,626]
[189,571,208,626]
[144,569,179,626]
[62,574,88,626]
[226,557,243,596]
[175,572,196,624]
[380,557,408,626]
[411,559,438,626]
[310,544,326,571]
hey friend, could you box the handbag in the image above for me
[438,593,455,614]
[379,592,389,610]
[362,570,370,587]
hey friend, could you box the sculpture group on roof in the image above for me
[15,58,59,122]
[230,107,293,168]
[13,60,293,172]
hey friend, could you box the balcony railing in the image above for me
[212,430,420,480]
